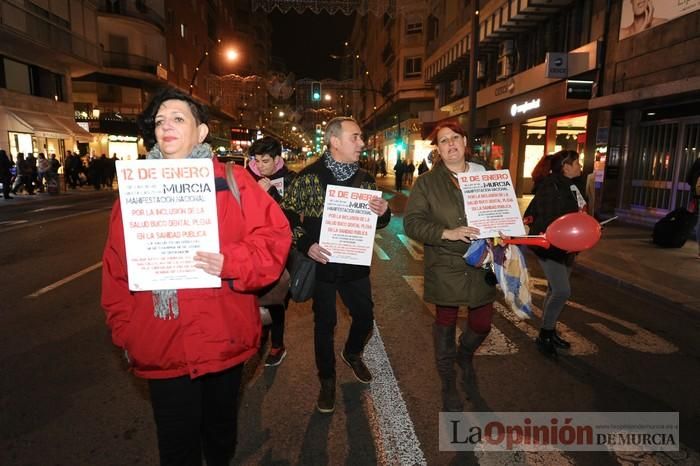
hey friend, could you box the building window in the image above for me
[166,9,174,26]
[1,57,64,101]
[169,53,175,72]
[404,57,422,78]
[180,23,186,38]
[182,63,188,80]
[406,21,422,35]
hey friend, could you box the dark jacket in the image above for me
[527,174,584,262]
[403,161,498,307]
[281,154,391,283]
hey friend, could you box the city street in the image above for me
[1,184,698,465]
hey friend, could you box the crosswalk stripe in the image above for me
[397,234,424,261]
[529,277,677,354]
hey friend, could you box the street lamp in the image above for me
[189,39,239,95]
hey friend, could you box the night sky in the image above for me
[268,11,355,80]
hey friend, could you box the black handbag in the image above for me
[288,248,316,302]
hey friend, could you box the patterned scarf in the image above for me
[146,142,213,320]
[323,151,358,182]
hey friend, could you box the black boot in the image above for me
[316,377,336,414]
[432,324,462,412]
[457,328,489,388]
[536,329,558,358]
[551,330,571,349]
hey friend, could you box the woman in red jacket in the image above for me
[101,87,291,466]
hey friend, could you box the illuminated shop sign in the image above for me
[108,135,138,142]
[510,99,541,117]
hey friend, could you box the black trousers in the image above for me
[312,276,374,379]
[267,303,286,348]
[148,364,243,466]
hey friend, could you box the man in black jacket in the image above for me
[281,117,391,414]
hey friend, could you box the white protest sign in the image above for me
[269,177,284,195]
[116,159,221,291]
[458,169,526,238]
[319,185,381,266]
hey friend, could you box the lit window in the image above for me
[180,24,186,38]
[406,21,423,35]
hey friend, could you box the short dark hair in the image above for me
[249,136,282,158]
[138,87,209,150]
[531,149,579,184]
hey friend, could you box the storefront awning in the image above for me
[11,110,72,139]
[54,116,93,142]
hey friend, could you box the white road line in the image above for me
[30,205,71,213]
[364,322,427,466]
[1,208,108,232]
[397,234,424,261]
[0,220,29,226]
[374,242,390,260]
[26,262,103,298]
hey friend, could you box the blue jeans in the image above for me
[536,257,573,331]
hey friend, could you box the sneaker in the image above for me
[316,377,336,413]
[340,350,372,384]
[264,346,287,367]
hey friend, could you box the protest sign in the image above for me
[458,169,526,238]
[116,159,221,291]
[319,185,381,266]
[270,177,284,195]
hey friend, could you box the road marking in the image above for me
[530,277,678,354]
[397,234,423,261]
[374,242,390,260]
[364,322,427,465]
[1,208,108,232]
[403,275,518,355]
[26,261,103,298]
[30,205,71,213]
[0,220,29,226]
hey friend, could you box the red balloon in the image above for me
[546,212,601,252]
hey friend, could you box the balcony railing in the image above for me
[102,51,158,74]
[0,1,100,64]
[97,0,165,31]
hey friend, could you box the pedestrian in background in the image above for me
[12,153,34,195]
[0,149,13,199]
[102,87,291,466]
[281,116,391,414]
[36,153,49,192]
[526,150,586,357]
[393,157,404,191]
[405,160,415,185]
[404,120,497,412]
[247,135,296,367]
[686,155,700,258]
[418,158,429,175]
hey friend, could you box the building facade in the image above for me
[350,0,435,169]
[0,0,99,165]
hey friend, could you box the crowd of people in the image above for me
[0,149,121,198]
[85,84,700,465]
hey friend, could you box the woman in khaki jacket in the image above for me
[404,121,497,412]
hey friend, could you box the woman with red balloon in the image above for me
[526,150,587,358]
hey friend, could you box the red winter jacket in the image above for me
[101,159,291,379]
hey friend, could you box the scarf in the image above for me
[146,142,213,320]
[323,151,358,181]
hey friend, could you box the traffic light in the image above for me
[311,81,321,101]
[396,139,405,152]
